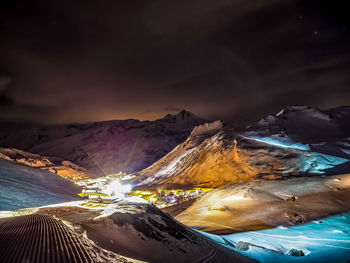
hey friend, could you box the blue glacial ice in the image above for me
[201,213,350,263]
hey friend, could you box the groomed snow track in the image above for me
[0,214,112,263]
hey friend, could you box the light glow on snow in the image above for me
[245,136,310,151]
[223,194,246,201]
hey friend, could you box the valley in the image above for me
[1,107,350,262]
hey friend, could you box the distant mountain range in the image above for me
[0,110,205,177]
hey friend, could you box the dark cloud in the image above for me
[0,0,349,124]
[163,106,182,113]
[0,92,13,108]
[0,76,13,108]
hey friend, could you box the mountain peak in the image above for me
[175,109,197,120]
[161,110,204,123]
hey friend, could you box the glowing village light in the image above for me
[103,180,132,198]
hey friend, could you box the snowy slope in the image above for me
[0,159,81,210]
[82,203,255,263]
[203,212,350,263]
[0,110,205,176]
[2,201,256,262]
[175,173,350,233]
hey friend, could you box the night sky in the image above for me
[0,0,350,124]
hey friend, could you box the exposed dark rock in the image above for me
[288,248,305,257]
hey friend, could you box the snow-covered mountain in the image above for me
[134,106,350,189]
[246,105,350,143]
[134,120,223,187]
[245,105,350,158]
[0,110,205,176]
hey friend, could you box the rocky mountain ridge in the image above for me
[0,110,205,176]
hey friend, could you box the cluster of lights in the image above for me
[78,174,133,202]
[132,188,213,208]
